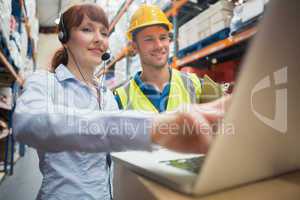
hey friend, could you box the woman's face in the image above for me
[67,15,109,69]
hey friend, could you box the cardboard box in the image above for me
[178,0,234,49]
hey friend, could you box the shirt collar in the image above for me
[55,64,77,82]
[134,67,173,89]
[55,64,103,89]
[133,71,144,87]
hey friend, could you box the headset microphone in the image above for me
[101,52,111,61]
[99,52,111,110]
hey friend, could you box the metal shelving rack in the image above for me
[0,50,21,176]
[94,1,262,91]
[108,0,135,35]
[98,0,258,78]
[0,52,24,86]
[0,0,36,177]
[95,0,136,78]
[173,27,257,68]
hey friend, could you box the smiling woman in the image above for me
[12,2,229,200]
[51,4,109,85]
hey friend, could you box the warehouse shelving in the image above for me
[0,0,36,86]
[0,0,38,179]
[20,0,37,67]
[165,0,214,26]
[109,0,135,34]
[95,46,134,78]
[0,52,24,86]
[23,19,37,66]
[99,0,261,87]
[173,26,257,68]
[165,0,189,17]
[100,1,238,76]
[0,43,22,177]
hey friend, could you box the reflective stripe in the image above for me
[189,73,202,102]
[115,82,130,109]
[123,81,131,109]
[179,72,196,103]
[166,70,191,110]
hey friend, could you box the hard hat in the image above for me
[127,4,173,41]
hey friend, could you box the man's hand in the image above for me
[151,95,231,154]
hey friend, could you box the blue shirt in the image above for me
[115,69,171,113]
[13,64,153,200]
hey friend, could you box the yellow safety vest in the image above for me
[114,69,202,113]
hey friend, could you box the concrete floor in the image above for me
[0,147,42,200]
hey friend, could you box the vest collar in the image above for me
[134,67,173,90]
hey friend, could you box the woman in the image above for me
[13,3,229,200]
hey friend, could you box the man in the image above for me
[115,4,222,112]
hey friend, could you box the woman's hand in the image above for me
[151,95,231,154]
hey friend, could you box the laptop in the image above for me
[112,0,300,196]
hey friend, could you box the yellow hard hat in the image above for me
[127,4,173,41]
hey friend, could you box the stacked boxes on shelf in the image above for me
[0,0,16,72]
[8,0,24,70]
[178,0,234,49]
[0,0,12,44]
[24,0,39,52]
[1,0,38,73]
[0,0,15,175]
[230,0,269,33]
[0,0,38,175]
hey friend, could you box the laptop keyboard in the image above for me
[160,156,205,174]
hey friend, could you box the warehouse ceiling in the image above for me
[36,0,235,28]
[37,0,131,30]
[37,0,97,28]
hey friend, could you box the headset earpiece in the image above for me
[58,14,68,43]
[58,31,65,43]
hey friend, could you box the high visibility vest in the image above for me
[114,69,202,113]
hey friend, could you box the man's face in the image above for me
[133,25,170,69]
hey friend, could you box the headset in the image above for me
[58,13,69,43]
[57,13,111,108]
